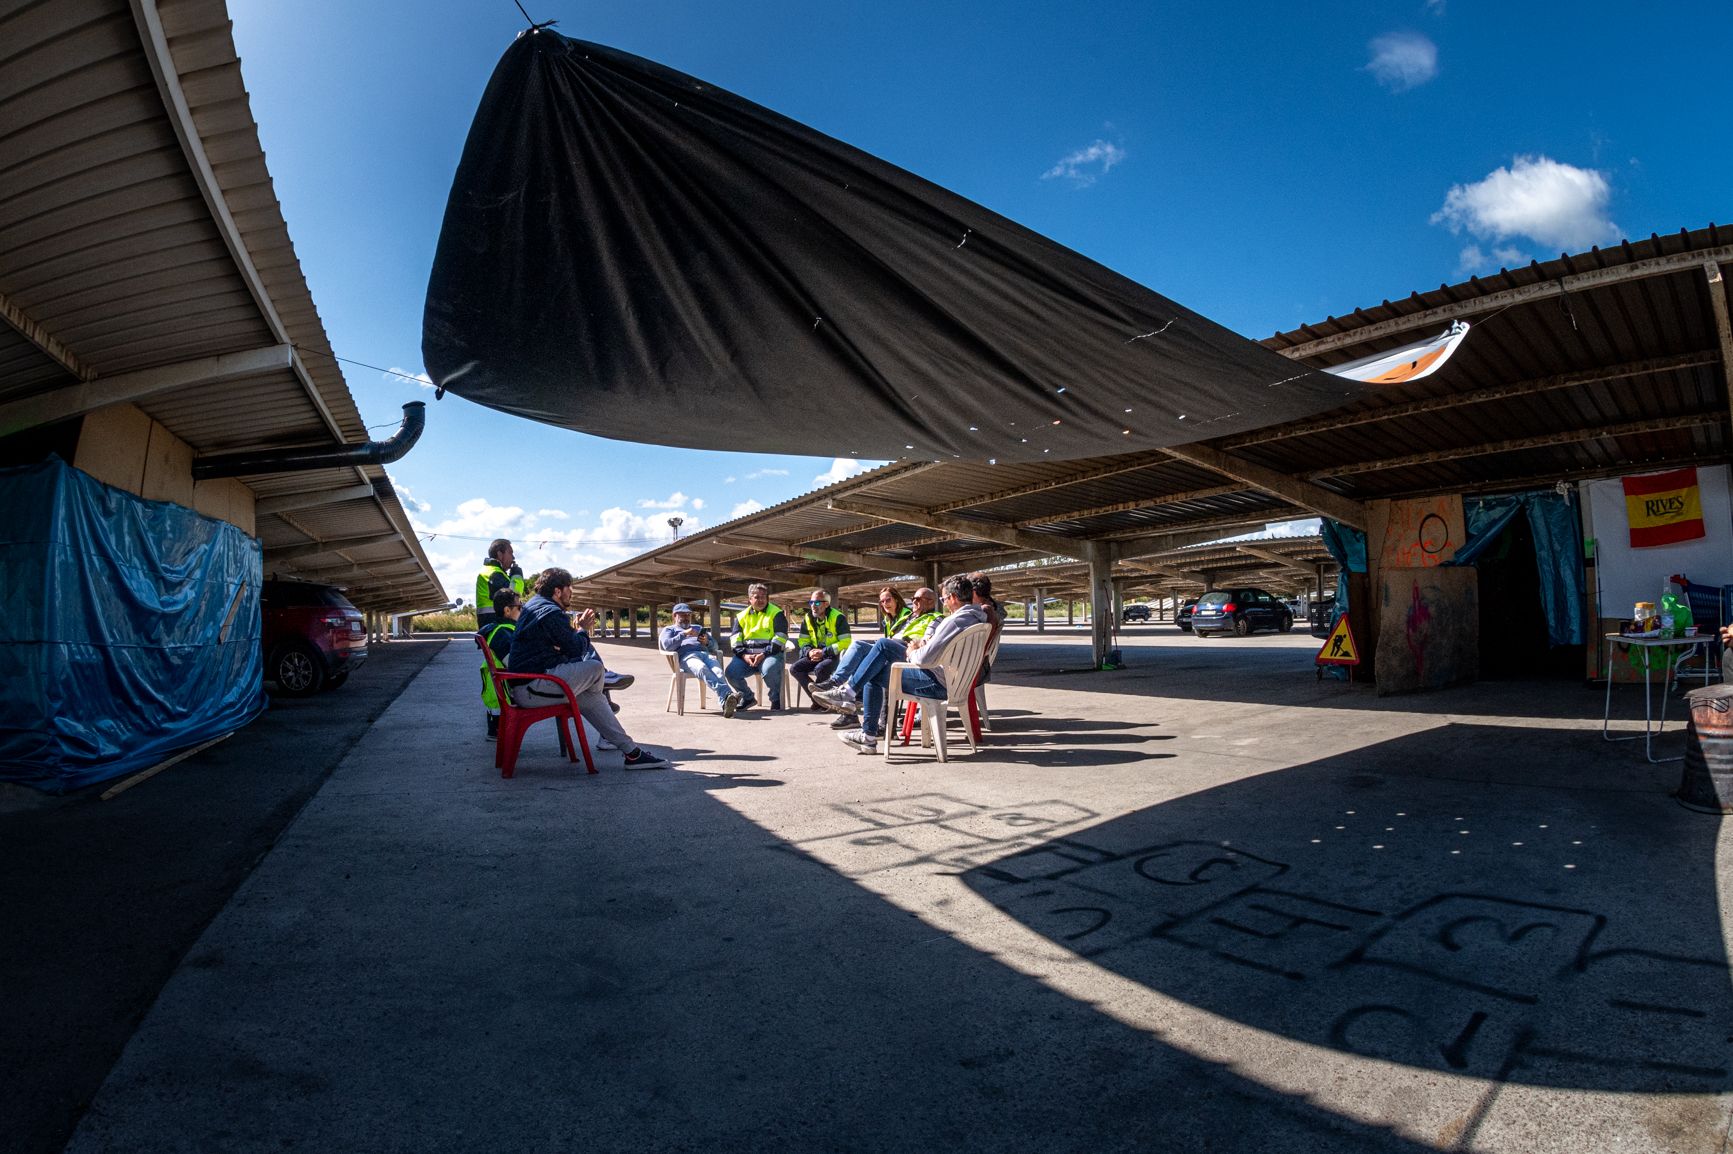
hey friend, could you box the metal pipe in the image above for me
[192,402,425,480]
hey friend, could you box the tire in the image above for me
[1177,624,1191,633]
[1232,615,1252,638]
[1278,614,1293,634]
[271,643,326,696]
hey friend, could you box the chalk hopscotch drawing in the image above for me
[777,792,1733,1091]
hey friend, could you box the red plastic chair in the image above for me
[476,635,595,778]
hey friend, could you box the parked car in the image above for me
[1175,598,1198,633]
[1121,603,1151,622]
[1309,595,1340,640]
[261,579,368,696]
[1191,587,1295,637]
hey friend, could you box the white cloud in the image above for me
[391,479,431,514]
[1456,243,1532,275]
[730,499,764,519]
[536,508,569,520]
[636,491,688,510]
[1431,155,1618,251]
[384,365,434,390]
[744,468,789,480]
[1366,32,1437,92]
[412,497,707,605]
[723,475,737,485]
[691,498,706,511]
[813,458,880,487]
[1041,139,1126,187]
[1425,0,1446,12]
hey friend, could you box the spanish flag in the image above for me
[1623,467,1706,548]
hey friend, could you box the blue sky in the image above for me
[228,1,1728,600]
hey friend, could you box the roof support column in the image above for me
[1035,587,1046,633]
[708,590,724,639]
[1705,262,1733,438]
[1087,541,1113,669]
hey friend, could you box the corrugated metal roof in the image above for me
[0,0,443,611]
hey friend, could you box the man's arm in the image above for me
[487,568,513,602]
[771,610,789,650]
[829,614,851,657]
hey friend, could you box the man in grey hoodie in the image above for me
[660,603,745,718]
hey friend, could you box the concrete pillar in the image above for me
[1086,541,1113,668]
[1111,580,1124,628]
[1067,597,1074,626]
[629,605,639,639]
[926,561,942,592]
[1035,586,1046,633]
[707,590,724,638]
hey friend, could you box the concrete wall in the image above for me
[1374,566,1478,695]
[74,404,255,536]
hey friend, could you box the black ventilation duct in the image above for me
[192,402,425,481]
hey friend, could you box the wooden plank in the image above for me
[101,732,233,800]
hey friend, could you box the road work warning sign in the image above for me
[1315,616,1360,666]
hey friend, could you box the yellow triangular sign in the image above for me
[1315,615,1361,666]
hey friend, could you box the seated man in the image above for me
[819,586,942,730]
[660,603,744,718]
[725,582,788,711]
[815,575,987,753]
[507,568,668,769]
[788,588,852,709]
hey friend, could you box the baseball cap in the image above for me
[672,603,693,614]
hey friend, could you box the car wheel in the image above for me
[1233,616,1252,638]
[1278,614,1293,633]
[271,643,326,696]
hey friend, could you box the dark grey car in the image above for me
[1191,588,1294,637]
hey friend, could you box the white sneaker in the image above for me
[839,729,878,753]
[722,692,744,718]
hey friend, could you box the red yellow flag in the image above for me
[1622,467,1705,548]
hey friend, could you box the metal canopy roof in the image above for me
[0,0,444,612]
[573,226,1730,608]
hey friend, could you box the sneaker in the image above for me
[829,713,855,729]
[603,670,635,690]
[808,701,827,712]
[722,692,744,719]
[812,685,859,714]
[622,747,669,769]
[839,729,878,753]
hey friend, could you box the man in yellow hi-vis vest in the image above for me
[789,588,852,709]
[474,538,524,631]
[725,582,788,711]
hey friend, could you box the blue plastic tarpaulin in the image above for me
[1447,490,1585,647]
[0,458,264,793]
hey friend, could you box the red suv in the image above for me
[261,579,368,695]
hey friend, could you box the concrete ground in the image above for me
[42,626,1733,1151]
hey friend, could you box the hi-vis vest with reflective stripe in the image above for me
[475,562,511,614]
[732,605,786,650]
[798,607,851,654]
[479,622,515,710]
[895,610,942,640]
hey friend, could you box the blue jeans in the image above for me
[843,637,907,693]
[826,641,873,686]
[726,653,785,709]
[673,647,731,696]
[852,640,944,738]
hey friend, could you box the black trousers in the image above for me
[789,653,838,688]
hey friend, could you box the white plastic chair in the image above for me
[971,625,1005,733]
[664,651,710,715]
[884,622,993,762]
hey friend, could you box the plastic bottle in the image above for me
[1661,580,1692,639]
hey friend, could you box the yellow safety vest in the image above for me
[475,562,512,614]
[798,607,851,654]
[897,611,942,640]
[479,622,515,710]
[731,605,787,651]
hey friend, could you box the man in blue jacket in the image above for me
[660,604,744,718]
[508,569,668,769]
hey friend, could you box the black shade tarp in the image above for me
[423,31,1366,463]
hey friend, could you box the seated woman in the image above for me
[660,603,744,718]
